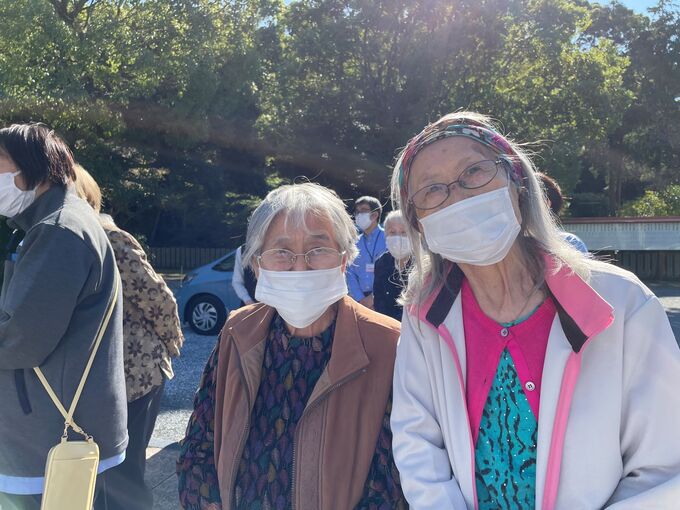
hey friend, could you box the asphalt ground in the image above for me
[648,282,680,342]
[149,330,216,448]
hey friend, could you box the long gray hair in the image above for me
[391,111,598,306]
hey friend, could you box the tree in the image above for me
[581,0,680,214]
[619,185,680,216]
[0,0,282,245]
[1,0,677,248]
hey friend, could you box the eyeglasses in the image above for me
[408,159,503,211]
[257,247,345,271]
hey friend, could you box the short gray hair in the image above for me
[243,183,359,268]
[383,210,405,230]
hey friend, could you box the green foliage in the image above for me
[0,0,678,246]
[0,0,281,245]
[620,185,680,216]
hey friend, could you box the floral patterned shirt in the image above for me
[106,227,184,401]
[177,315,406,510]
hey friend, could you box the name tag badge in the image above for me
[366,263,375,273]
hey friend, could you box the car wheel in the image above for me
[187,294,227,336]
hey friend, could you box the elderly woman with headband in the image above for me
[389,112,680,509]
[178,183,406,510]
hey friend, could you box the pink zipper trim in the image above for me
[541,352,582,510]
[436,324,480,510]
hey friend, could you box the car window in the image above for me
[213,254,235,272]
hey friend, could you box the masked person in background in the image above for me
[346,196,386,309]
[74,164,184,510]
[177,183,406,510]
[0,124,127,510]
[373,210,412,320]
[389,112,680,509]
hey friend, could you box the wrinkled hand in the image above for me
[360,294,374,310]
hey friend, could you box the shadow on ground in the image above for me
[146,444,180,510]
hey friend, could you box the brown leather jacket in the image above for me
[214,296,400,510]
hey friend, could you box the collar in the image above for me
[362,224,384,239]
[411,255,614,353]
[8,185,68,232]
[229,296,370,388]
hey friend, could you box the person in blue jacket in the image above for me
[346,196,387,309]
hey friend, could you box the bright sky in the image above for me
[606,0,661,14]
[282,0,664,17]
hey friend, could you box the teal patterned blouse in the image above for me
[475,349,538,509]
[474,309,542,509]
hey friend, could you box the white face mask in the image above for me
[0,171,36,218]
[255,266,348,329]
[419,186,520,266]
[386,235,412,260]
[355,212,373,231]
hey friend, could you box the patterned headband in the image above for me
[397,122,525,202]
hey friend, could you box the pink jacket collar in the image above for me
[409,255,614,352]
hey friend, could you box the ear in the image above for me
[251,257,260,279]
[340,253,348,273]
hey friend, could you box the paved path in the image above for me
[147,281,680,508]
[648,282,680,342]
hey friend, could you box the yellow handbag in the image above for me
[33,276,119,510]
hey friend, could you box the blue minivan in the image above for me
[175,251,242,335]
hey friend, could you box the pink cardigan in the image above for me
[461,279,556,443]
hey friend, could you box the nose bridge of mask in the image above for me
[261,267,338,292]
[421,186,510,233]
[395,235,409,248]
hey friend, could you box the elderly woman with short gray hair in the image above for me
[178,183,406,510]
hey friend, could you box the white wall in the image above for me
[563,221,680,251]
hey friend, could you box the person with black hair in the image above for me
[346,196,387,309]
[0,124,127,510]
[537,172,588,253]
